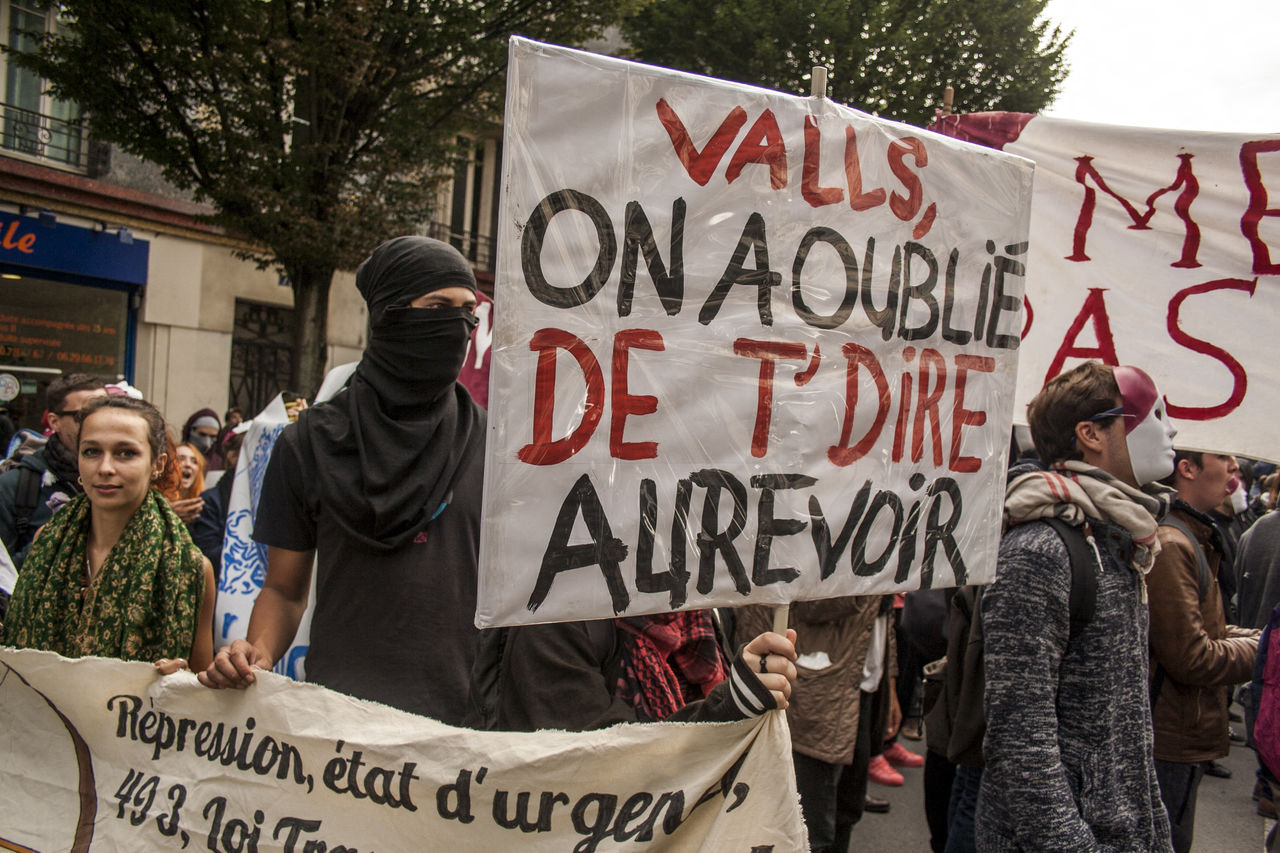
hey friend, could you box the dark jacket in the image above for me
[1149,506,1259,763]
[0,442,79,569]
[468,619,774,732]
[1237,511,1280,630]
[191,472,234,577]
[978,519,1172,852]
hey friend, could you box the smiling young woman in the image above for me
[2,396,215,673]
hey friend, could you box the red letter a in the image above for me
[1042,288,1120,386]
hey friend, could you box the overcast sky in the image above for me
[1039,0,1279,132]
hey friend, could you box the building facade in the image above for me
[0,0,498,436]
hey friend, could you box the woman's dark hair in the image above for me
[76,395,168,463]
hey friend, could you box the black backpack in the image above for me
[924,517,1098,767]
[1,434,48,557]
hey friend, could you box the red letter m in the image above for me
[1067,154,1201,269]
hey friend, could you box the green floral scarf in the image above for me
[3,490,205,662]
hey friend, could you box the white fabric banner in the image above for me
[0,648,805,851]
[214,394,309,677]
[478,39,1035,627]
[936,112,1280,461]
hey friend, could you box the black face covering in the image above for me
[360,305,479,413]
[293,237,483,552]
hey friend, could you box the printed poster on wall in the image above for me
[478,39,1035,628]
[935,112,1280,462]
[0,648,804,851]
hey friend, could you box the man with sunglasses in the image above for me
[0,373,106,572]
[977,361,1177,852]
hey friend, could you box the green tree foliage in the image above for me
[12,0,625,394]
[621,0,1070,127]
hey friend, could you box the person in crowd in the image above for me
[978,362,1175,851]
[0,374,106,569]
[470,610,798,732]
[197,236,489,723]
[180,409,221,456]
[2,395,216,673]
[1148,448,1260,851]
[862,595,907,797]
[1240,508,1280,631]
[175,443,206,501]
[731,597,879,852]
[159,437,205,526]
[192,431,244,578]
[199,235,800,726]
[209,407,244,470]
[1220,460,1280,821]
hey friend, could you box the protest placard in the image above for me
[0,648,804,851]
[935,113,1280,461]
[477,39,1035,627]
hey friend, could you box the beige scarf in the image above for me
[1004,460,1174,573]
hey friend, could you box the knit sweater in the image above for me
[977,519,1172,853]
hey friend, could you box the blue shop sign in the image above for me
[0,211,149,286]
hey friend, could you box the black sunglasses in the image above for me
[1070,406,1135,448]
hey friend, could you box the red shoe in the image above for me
[883,742,924,768]
[868,754,904,786]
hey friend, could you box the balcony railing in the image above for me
[426,221,494,273]
[1,102,87,170]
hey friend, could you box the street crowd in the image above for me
[1,236,1276,852]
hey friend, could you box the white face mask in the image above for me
[1231,484,1249,513]
[1125,397,1177,486]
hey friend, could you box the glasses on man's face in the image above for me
[53,410,81,419]
[1082,405,1135,424]
[1070,406,1136,448]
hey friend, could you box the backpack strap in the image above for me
[11,466,42,547]
[1042,517,1097,641]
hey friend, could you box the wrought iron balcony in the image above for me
[426,220,495,273]
[1,101,87,170]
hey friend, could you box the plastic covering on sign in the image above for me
[937,113,1280,463]
[477,38,1035,628]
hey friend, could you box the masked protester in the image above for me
[198,237,486,723]
[180,410,221,456]
[978,362,1178,852]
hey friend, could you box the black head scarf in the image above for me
[295,236,482,552]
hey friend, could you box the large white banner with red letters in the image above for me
[0,648,804,852]
[935,113,1280,461]
[477,39,1034,627]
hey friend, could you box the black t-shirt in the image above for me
[253,414,485,724]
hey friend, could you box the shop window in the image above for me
[0,273,128,430]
